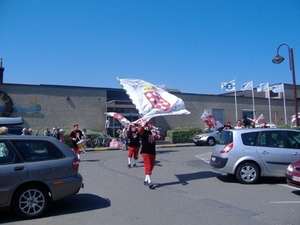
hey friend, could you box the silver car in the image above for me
[0,136,83,219]
[193,126,224,146]
[210,128,300,184]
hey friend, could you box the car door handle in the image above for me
[260,151,269,154]
[292,152,300,156]
[14,166,25,171]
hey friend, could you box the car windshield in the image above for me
[219,130,233,144]
[204,126,224,134]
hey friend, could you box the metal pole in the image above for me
[290,48,299,127]
[251,81,256,119]
[234,90,238,122]
[283,86,287,125]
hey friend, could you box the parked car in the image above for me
[286,159,300,189]
[0,136,83,219]
[193,126,224,146]
[210,128,300,184]
[7,126,24,135]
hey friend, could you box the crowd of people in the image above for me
[223,119,268,130]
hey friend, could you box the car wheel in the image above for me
[12,184,49,219]
[235,162,259,184]
[207,138,216,146]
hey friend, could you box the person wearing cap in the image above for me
[69,124,83,160]
[138,120,162,190]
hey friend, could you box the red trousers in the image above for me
[142,153,156,175]
[128,146,139,160]
[73,146,81,155]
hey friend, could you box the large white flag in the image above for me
[221,80,235,91]
[240,81,253,91]
[257,82,269,92]
[117,78,190,120]
[272,83,284,93]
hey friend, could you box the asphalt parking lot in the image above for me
[1,146,299,225]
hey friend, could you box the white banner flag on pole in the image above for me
[117,78,190,120]
[272,83,284,93]
[240,81,253,91]
[221,80,235,91]
[257,82,269,92]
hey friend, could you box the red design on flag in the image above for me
[144,91,170,111]
[203,115,217,129]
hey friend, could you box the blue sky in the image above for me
[1,0,299,94]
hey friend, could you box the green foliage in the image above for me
[167,127,202,143]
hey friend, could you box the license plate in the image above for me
[211,156,216,162]
[292,176,300,182]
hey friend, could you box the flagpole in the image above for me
[267,83,272,124]
[235,89,238,122]
[251,81,256,119]
[283,84,287,125]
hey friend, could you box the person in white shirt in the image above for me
[105,118,111,135]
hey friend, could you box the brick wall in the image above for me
[0,83,298,135]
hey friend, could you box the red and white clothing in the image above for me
[126,126,140,164]
[138,125,162,185]
[69,129,83,156]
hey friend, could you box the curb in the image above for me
[85,143,194,152]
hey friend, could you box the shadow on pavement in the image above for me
[291,190,300,196]
[0,193,110,222]
[217,174,288,185]
[156,171,220,188]
[156,149,179,154]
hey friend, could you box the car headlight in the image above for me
[287,164,293,172]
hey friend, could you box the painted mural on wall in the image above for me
[0,91,13,117]
[0,94,41,116]
[13,97,41,113]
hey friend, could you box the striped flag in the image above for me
[257,82,269,92]
[272,84,284,93]
[221,80,235,91]
[240,81,253,91]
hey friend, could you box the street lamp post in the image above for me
[272,43,299,127]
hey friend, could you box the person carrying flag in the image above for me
[138,121,162,190]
